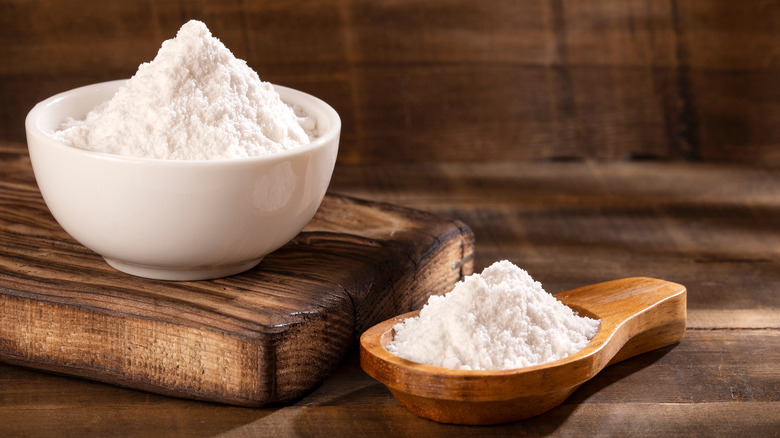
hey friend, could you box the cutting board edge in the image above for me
[0,291,280,405]
[0,194,476,406]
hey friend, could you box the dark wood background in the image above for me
[1,0,778,164]
[1,1,779,437]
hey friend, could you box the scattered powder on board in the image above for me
[53,20,317,160]
[387,260,600,370]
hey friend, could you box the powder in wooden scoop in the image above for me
[387,260,600,370]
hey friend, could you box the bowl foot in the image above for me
[103,257,264,281]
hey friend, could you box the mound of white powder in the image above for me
[53,20,317,160]
[387,260,600,370]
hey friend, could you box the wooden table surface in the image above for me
[1,141,778,437]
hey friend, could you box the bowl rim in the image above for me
[25,79,341,166]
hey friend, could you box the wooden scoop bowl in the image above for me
[360,277,686,425]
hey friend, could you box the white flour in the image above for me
[387,260,600,370]
[53,20,316,160]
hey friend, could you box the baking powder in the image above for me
[387,260,600,370]
[53,20,316,160]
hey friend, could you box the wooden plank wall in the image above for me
[1,0,778,165]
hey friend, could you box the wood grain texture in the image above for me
[0,140,778,436]
[360,277,687,424]
[1,0,779,164]
[1,331,777,437]
[329,161,780,306]
[0,143,475,406]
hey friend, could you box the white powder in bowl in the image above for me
[53,20,316,160]
[387,260,600,370]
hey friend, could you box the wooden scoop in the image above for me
[360,277,687,425]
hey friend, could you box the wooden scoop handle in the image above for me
[359,277,687,425]
[555,277,687,367]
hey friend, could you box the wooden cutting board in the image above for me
[0,155,474,406]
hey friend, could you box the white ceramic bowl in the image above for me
[25,80,340,280]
